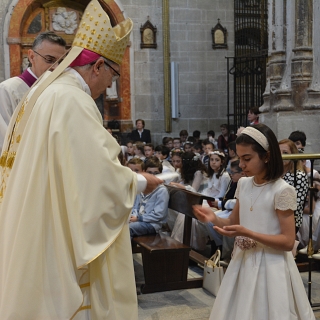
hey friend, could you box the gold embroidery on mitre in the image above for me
[16,135,21,143]
[72,0,133,65]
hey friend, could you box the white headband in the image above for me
[241,126,269,151]
[209,151,226,157]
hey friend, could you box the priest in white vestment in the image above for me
[0,31,66,151]
[0,1,159,319]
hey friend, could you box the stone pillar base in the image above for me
[273,89,294,111]
[261,111,320,153]
[303,90,320,110]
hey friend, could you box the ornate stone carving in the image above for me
[52,8,78,35]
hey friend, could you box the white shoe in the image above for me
[298,246,308,255]
[312,250,320,260]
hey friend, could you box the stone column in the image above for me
[303,2,320,109]
[261,0,320,152]
[291,0,313,108]
[261,0,288,112]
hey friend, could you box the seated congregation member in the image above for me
[207,130,218,149]
[154,145,175,172]
[247,106,260,126]
[154,145,175,183]
[226,141,238,173]
[202,150,231,200]
[127,157,144,173]
[217,123,236,155]
[162,136,173,149]
[192,143,203,155]
[288,130,307,152]
[126,140,135,162]
[170,152,208,250]
[129,118,151,143]
[144,143,154,162]
[165,149,184,231]
[170,149,183,181]
[193,130,201,144]
[279,139,309,233]
[129,157,169,239]
[173,137,182,150]
[183,140,193,152]
[288,130,311,174]
[202,141,215,168]
[133,141,146,161]
[170,151,208,193]
[206,161,245,257]
[179,129,188,146]
[297,188,320,251]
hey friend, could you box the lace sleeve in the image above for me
[275,185,297,211]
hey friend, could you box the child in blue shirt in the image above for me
[129,156,169,238]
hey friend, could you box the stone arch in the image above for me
[6,0,131,124]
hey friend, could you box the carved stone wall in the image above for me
[262,0,320,152]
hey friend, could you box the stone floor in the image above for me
[134,253,320,320]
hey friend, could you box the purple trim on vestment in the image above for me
[18,69,37,87]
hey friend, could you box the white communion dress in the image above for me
[209,177,315,320]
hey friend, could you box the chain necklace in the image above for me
[250,179,267,211]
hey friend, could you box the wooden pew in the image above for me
[166,186,214,265]
[132,185,214,294]
[133,234,193,293]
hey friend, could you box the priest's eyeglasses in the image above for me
[103,60,120,82]
[33,50,58,64]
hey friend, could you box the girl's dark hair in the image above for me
[207,150,227,179]
[236,123,283,181]
[181,152,207,184]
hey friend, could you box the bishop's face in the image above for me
[91,59,120,99]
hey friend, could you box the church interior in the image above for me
[1,0,320,318]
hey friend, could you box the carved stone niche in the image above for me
[211,19,227,49]
[140,20,157,49]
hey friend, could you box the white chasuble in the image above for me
[0,71,138,319]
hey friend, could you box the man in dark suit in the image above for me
[129,119,151,143]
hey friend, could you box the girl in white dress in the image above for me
[170,152,208,250]
[194,124,314,320]
[202,150,230,199]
